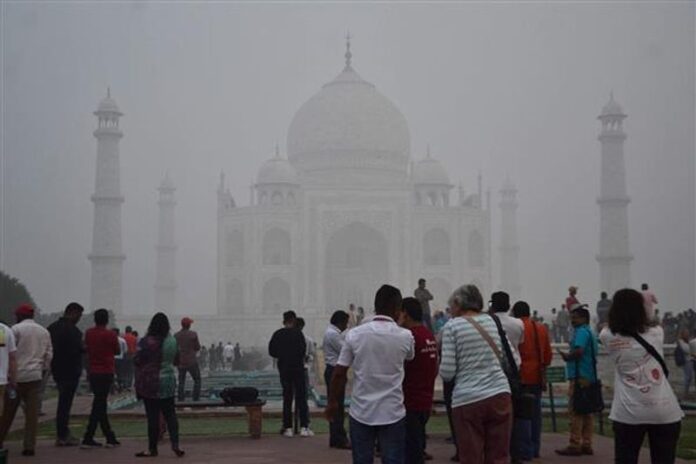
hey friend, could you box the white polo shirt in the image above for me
[337,315,415,426]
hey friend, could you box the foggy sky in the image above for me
[2,2,694,316]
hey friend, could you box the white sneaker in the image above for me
[300,427,314,437]
[283,428,294,438]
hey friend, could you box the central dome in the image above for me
[287,54,411,181]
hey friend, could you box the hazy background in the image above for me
[2,2,694,317]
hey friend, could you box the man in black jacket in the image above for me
[268,311,311,437]
[47,302,84,447]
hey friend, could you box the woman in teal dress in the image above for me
[134,312,184,457]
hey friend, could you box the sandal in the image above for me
[135,450,158,458]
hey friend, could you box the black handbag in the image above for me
[572,329,604,415]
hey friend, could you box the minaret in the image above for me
[597,93,632,293]
[499,177,521,298]
[89,88,125,314]
[154,173,177,313]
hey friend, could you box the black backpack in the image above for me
[220,387,259,404]
[674,343,686,367]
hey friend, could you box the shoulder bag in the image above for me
[631,332,669,378]
[465,315,535,419]
[572,328,604,414]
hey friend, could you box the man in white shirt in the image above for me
[113,328,128,391]
[326,285,415,464]
[322,310,350,449]
[641,283,659,322]
[490,291,524,365]
[0,322,17,418]
[223,342,234,370]
[0,304,52,457]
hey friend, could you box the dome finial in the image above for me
[344,31,352,69]
[274,142,280,159]
[426,144,432,159]
[107,86,111,98]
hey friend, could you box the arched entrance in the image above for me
[325,222,389,311]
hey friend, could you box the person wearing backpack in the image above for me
[676,329,692,398]
[599,289,683,464]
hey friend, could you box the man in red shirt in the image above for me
[81,309,120,449]
[401,297,438,464]
[565,286,580,311]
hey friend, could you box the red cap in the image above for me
[181,317,194,327]
[15,304,35,317]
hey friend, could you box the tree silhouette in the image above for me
[0,271,37,324]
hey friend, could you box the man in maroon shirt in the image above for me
[401,297,438,464]
[81,309,120,449]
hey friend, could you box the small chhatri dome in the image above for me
[600,91,625,117]
[413,146,450,185]
[257,146,299,185]
[96,87,122,115]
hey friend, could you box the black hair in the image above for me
[402,297,423,322]
[125,326,133,333]
[330,310,350,326]
[571,306,590,323]
[94,308,109,326]
[511,301,531,318]
[112,328,120,335]
[296,317,305,330]
[65,302,84,315]
[418,278,425,284]
[601,291,608,299]
[490,291,510,313]
[374,285,402,315]
[283,310,297,324]
[608,288,648,335]
[147,312,171,338]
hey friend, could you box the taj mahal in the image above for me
[90,39,631,344]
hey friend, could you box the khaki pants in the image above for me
[0,380,42,451]
[567,382,593,450]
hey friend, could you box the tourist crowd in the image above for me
[0,277,685,464]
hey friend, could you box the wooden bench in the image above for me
[175,399,266,439]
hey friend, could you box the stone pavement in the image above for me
[2,433,688,463]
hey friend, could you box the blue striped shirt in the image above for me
[439,314,511,407]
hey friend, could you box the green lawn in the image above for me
[10,414,696,460]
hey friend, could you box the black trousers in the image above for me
[279,368,309,429]
[612,421,681,464]
[324,365,348,446]
[143,397,179,452]
[54,375,80,440]
[405,410,430,464]
[443,380,458,456]
[84,373,115,442]
[177,365,201,401]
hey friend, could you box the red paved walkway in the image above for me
[2,433,687,463]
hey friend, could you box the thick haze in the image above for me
[1,2,694,316]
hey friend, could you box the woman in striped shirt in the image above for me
[439,284,512,464]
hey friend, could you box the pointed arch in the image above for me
[423,228,451,266]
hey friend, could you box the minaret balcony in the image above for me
[91,194,125,204]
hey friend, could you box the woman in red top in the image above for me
[511,301,552,462]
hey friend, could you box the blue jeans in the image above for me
[511,385,543,460]
[350,416,405,464]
